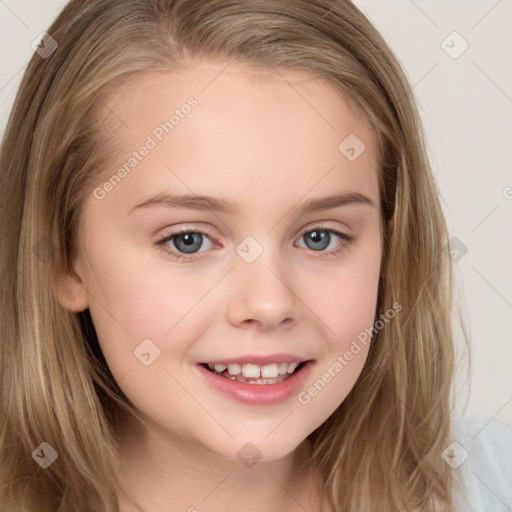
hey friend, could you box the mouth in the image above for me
[196,357,315,405]
[198,360,311,385]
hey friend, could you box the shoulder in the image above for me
[450,415,512,512]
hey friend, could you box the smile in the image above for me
[196,358,315,405]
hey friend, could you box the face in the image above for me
[59,62,383,463]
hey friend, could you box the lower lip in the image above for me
[196,361,314,406]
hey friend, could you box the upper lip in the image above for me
[199,353,313,366]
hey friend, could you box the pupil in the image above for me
[175,233,202,253]
[306,230,330,251]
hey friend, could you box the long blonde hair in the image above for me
[0,1,470,510]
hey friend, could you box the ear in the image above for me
[53,261,90,313]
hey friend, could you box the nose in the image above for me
[225,251,300,331]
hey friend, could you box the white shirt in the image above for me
[451,415,512,511]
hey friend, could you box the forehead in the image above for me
[92,62,380,214]
[108,61,372,134]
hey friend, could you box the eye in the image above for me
[155,225,355,262]
[156,228,215,261]
[295,227,355,258]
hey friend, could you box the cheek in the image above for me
[85,269,205,426]
[295,279,379,418]
[309,246,381,344]
[313,271,379,332]
[82,250,235,410]
[85,269,204,368]
[299,247,381,404]
[81,228,209,337]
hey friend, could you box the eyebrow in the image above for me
[129,191,375,215]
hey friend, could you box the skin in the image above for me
[56,62,383,512]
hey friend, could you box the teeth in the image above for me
[206,361,304,377]
[278,363,289,375]
[227,363,241,375]
[287,362,299,374]
[242,364,260,378]
[230,373,289,385]
[261,363,279,378]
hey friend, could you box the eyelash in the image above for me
[155,225,356,262]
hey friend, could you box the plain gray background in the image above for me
[0,0,511,427]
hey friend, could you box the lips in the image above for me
[195,355,315,405]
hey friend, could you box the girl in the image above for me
[1,1,511,511]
